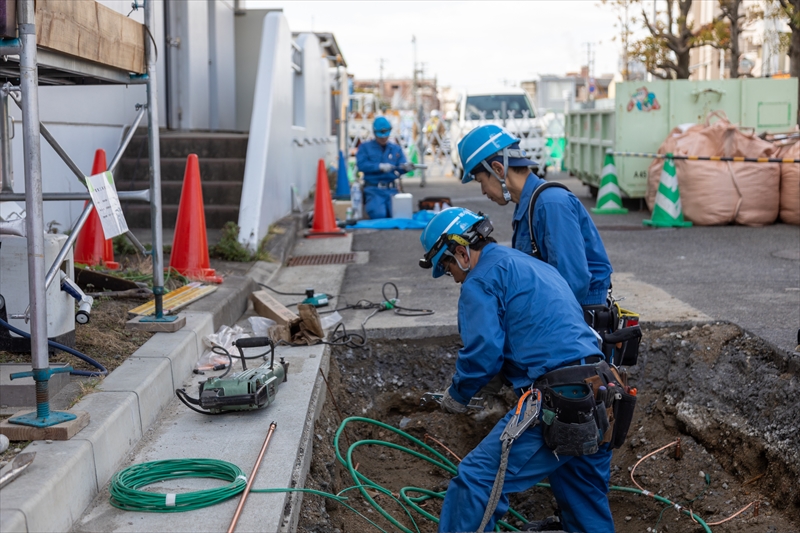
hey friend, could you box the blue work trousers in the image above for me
[363,186,397,219]
[438,408,614,533]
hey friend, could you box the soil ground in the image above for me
[298,324,798,533]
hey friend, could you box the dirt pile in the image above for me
[299,326,798,533]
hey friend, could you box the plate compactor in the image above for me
[176,337,288,415]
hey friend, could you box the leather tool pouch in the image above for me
[537,361,636,450]
[603,326,643,367]
[611,388,637,448]
[541,383,599,456]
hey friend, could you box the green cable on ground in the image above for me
[108,419,713,533]
[109,458,246,513]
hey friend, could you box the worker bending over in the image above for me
[420,207,635,533]
[356,116,413,219]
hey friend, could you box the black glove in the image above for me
[440,386,468,414]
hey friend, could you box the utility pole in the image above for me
[378,57,386,104]
[412,35,426,186]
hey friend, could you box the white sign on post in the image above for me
[85,171,129,239]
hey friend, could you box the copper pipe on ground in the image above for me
[227,421,277,533]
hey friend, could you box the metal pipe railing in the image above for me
[17,0,49,383]
[0,85,13,192]
[0,189,151,202]
[108,104,146,174]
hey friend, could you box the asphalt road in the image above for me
[338,169,800,355]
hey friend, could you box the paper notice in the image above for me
[85,171,129,239]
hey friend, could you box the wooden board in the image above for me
[35,0,145,74]
[0,411,89,441]
[127,283,218,317]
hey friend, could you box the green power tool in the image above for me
[176,337,288,414]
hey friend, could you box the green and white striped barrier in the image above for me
[591,153,628,215]
[643,154,692,228]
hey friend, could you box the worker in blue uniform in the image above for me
[457,125,612,307]
[419,207,618,533]
[356,116,413,219]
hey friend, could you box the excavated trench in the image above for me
[298,324,799,533]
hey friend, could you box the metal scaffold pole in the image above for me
[142,0,175,324]
[9,0,75,428]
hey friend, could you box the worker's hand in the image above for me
[440,387,469,414]
[378,163,395,173]
[399,162,415,172]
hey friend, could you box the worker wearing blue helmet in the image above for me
[356,116,413,219]
[419,207,626,533]
[457,124,612,308]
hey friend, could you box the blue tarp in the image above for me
[349,210,435,230]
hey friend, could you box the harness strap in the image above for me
[526,181,570,260]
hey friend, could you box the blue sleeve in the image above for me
[536,201,591,303]
[451,280,505,404]
[356,143,381,174]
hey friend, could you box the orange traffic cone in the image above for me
[169,154,223,283]
[306,159,346,238]
[74,149,120,269]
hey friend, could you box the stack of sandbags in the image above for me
[776,139,800,225]
[647,111,781,226]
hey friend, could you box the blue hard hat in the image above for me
[373,116,392,138]
[419,207,492,278]
[457,125,537,183]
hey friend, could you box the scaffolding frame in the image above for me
[0,0,172,428]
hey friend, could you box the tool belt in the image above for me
[535,361,637,455]
[582,303,642,367]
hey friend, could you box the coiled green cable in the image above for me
[109,458,246,513]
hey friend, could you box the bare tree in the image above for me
[632,0,697,79]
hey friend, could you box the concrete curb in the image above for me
[0,247,292,532]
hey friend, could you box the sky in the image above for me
[245,1,627,89]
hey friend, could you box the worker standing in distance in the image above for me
[419,207,624,533]
[457,124,612,309]
[356,116,413,219]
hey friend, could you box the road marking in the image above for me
[612,272,711,323]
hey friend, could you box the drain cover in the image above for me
[286,253,357,267]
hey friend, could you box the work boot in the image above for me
[519,515,563,531]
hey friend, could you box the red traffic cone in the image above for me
[74,149,120,269]
[169,154,223,283]
[306,159,346,238]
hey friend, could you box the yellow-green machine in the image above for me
[565,78,799,199]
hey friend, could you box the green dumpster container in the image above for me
[565,78,798,198]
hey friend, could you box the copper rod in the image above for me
[228,421,277,533]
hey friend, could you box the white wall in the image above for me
[236,15,337,249]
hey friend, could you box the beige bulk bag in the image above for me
[727,122,780,226]
[672,112,779,226]
[777,140,800,225]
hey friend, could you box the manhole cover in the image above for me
[286,253,357,267]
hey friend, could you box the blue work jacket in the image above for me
[356,140,408,186]
[450,243,603,405]
[512,174,612,306]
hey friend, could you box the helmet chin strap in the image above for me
[480,149,512,202]
[454,247,471,273]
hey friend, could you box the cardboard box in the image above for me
[250,290,299,326]
[332,200,352,221]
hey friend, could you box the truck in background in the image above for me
[449,87,547,179]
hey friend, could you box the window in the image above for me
[465,94,534,120]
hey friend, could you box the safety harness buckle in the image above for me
[500,388,541,443]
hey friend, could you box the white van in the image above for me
[450,87,546,179]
